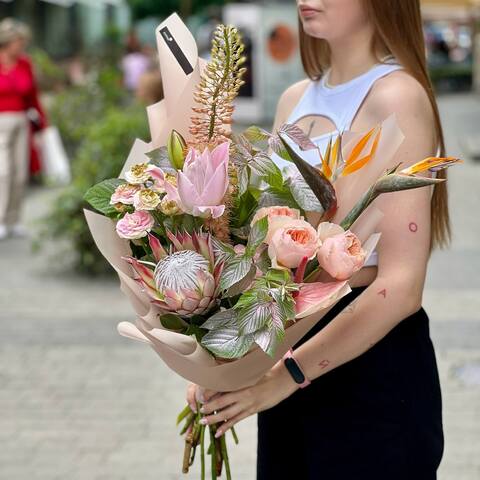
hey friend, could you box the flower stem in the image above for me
[220,433,232,480]
[209,426,218,480]
[200,424,206,480]
[177,404,191,425]
[231,426,239,445]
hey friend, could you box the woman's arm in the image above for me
[199,74,438,437]
[293,72,437,379]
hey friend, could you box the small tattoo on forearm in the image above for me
[409,222,418,233]
[344,300,358,314]
[378,288,387,298]
[318,359,331,369]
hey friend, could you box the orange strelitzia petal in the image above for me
[400,157,462,176]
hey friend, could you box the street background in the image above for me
[1,1,480,479]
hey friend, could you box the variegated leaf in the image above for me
[278,123,317,151]
[201,327,255,359]
[201,309,238,330]
[238,301,272,335]
[246,216,268,256]
[287,172,324,212]
[219,256,254,292]
[225,264,257,298]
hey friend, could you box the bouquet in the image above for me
[83,13,460,480]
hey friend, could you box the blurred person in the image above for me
[188,1,448,478]
[135,70,163,105]
[0,18,47,240]
[121,31,151,93]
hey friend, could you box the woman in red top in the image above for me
[0,18,46,240]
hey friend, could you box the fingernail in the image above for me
[214,430,222,438]
[199,418,208,425]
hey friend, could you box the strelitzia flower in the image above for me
[177,142,230,219]
[123,231,223,317]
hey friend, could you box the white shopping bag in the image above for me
[36,126,71,186]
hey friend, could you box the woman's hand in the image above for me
[197,361,298,438]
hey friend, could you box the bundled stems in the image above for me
[178,403,238,479]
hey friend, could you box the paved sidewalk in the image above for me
[0,93,479,479]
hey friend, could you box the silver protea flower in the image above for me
[123,231,223,317]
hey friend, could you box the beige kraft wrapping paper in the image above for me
[84,13,406,392]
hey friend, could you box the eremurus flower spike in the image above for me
[399,156,462,176]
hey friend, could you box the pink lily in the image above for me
[177,142,230,219]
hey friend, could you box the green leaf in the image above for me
[288,173,324,213]
[233,189,258,228]
[278,123,317,151]
[237,165,249,196]
[237,301,273,335]
[254,310,286,357]
[246,216,268,256]
[269,136,292,162]
[242,125,271,144]
[201,327,255,359]
[219,256,254,292]
[84,178,125,217]
[211,237,236,266]
[250,154,284,189]
[278,133,337,217]
[225,264,257,298]
[265,269,291,286]
[255,248,271,274]
[145,146,177,173]
[201,309,238,330]
[160,313,188,332]
[259,187,301,210]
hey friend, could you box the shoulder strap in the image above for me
[338,63,403,131]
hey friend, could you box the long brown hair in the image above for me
[299,0,450,251]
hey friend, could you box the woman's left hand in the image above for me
[199,361,298,437]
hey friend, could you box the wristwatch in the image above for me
[283,349,311,389]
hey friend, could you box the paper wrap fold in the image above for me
[84,13,406,392]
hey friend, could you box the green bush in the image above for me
[35,103,150,275]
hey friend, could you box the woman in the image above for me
[0,18,47,240]
[187,1,446,478]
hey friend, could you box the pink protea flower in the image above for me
[116,211,155,239]
[176,142,230,219]
[123,231,223,317]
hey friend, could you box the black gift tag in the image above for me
[160,26,194,76]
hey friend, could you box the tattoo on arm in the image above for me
[378,288,387,298]
[318,359,331,369]
[344,299,358,314]
[409,222,418,233]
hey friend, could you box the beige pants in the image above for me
[0,113,28,226]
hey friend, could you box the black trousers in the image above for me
[257,287,444,480]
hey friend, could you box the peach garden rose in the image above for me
[251,206,301,244]
[316,222,366,281]
[267,219,318,269]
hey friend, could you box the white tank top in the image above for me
[271,60,435,268]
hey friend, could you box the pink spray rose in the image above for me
[110,183,141,205]
[251,206,301,244]
[116,211,155,240]
[268,219,319,269]
[176,142,230,219]
[316,222,366,280]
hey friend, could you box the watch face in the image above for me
[284,357,306,384]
